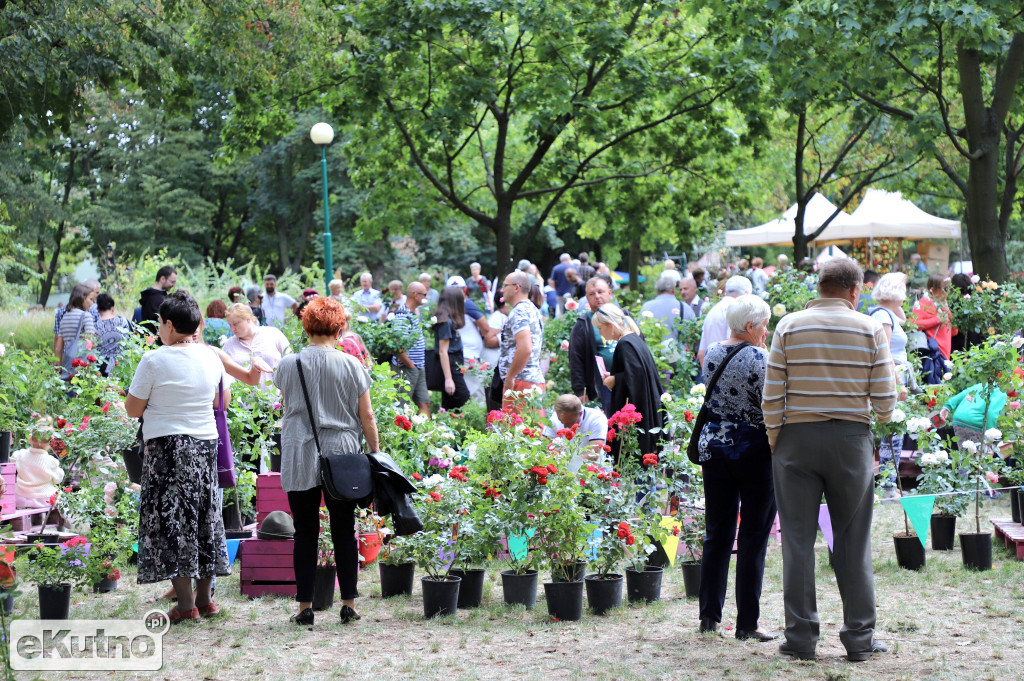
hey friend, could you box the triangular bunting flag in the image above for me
[506,528,536,561]
[818,504,834,552]
[900,495,936,549]
[658,516,682,567]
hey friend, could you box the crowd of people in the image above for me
[43,247,993,659]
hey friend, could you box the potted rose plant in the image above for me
[20,536,106,619]
[312,510,337,611]
[407,476,468,618]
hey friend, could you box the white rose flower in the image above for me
[411,414,427,425]
[466,443,477,460]
[934,450,949,462]
[430,316,438,325]
[942,372,952,381]
[891,408,906,423]
[905,417,928,434]
[386,312,396,321]
[970,274,980,284]
[772,303,786,317]
[690,384,706,396]
[641,310,655,318]
[760,291,770,300]
[1012,336,1024,349]
[423,474,444,487]
[984,427,1003,442]
[920,453,938,466]
[442,444,456,456]
[961,440,979,454]
[661,392,673,403]
[774,284,782,292]
[356,315,369,323]
[0,343,5,356]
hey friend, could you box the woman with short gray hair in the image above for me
[697,293,777,642]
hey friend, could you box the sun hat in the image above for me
[256,510,295,540]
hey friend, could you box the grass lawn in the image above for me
[10,498,1024,680]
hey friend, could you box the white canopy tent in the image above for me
[827,189,961,240]
[724,193,856,248]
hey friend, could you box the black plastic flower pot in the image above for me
[625,566,664,604]
[38,583,71,620]
[1012,489,1022,524]
[1,589,13,615]
[960,532,993,571]
[550,560,587,583]
[92,576,119,593]
[680,561,701,599]
[379,562,415,598]
[0,431,11,464]
[930,514,957,551]
[270,433,283,473]
[500,569,538,610]
[421,575,461,618]
[584,574,623,615]
[449,568,486,608]
[312,565,336,611]
[893,533,926,571]
[544,579,584,621]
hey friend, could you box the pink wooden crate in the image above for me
[2,462,18,516]
[241,582,296,598]
[241,565,295,581]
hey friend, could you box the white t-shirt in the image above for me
[479,310,506,367]
[698,297,735,354]
[543,407,608,443]
[129,344,226,441]
[262,291,297,326]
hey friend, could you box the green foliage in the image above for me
[0,344,66,435]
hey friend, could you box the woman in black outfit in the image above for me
[696,294,777,641]
[433,286,471,410]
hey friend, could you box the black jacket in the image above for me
[367,452,423,536]
[569,314,602,403]
[138,288,167,329]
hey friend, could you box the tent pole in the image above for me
[899,240,904,273]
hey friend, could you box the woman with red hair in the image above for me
[272,297,380,626]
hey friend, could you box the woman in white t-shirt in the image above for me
[126,292,237,624]
[222,303,292,387]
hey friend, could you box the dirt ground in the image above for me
[15,498,1024,681]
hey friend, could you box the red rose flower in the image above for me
[547,464,558,474]
[684,410,694,422]
[429,491,442,502]
[606,428,616,442]
[412,473,422,481]
[86,354,97,363]
[642,453,658,467]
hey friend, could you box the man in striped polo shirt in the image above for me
[762,258,897,663]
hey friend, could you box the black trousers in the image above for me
[698,453,777,630]
[287,487,359,602]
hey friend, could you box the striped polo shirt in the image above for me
[762,297,897,447]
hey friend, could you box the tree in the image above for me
[830,2,1023,281]
[700,0,922,261]
[316,1,756,271]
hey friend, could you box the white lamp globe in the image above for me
[310,122,335,145]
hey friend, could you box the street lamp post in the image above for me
[310,122,335,290]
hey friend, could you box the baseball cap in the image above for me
[446,276,467,288]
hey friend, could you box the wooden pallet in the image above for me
[238,537,296,598]
[991,519,1024,560]
[254,473,324,525]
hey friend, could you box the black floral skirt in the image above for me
[137,434,228,584]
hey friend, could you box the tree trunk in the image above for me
[37,147,78,306]
[964,133,1006,282]
[494,207,513,277]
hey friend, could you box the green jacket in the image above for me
[943,383,1008,432]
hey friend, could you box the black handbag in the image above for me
[424,347,445,392]
[687,342,751,464]
[295,357,374,503]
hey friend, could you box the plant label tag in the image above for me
[568,455,585,473]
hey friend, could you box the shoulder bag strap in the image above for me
[703,341,751,402]
[295,357,323,457]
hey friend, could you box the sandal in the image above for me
[167,606,200,624]
[196,602,221,618]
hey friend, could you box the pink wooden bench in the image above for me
[0,462,52,530]
[991,519,1024,560]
